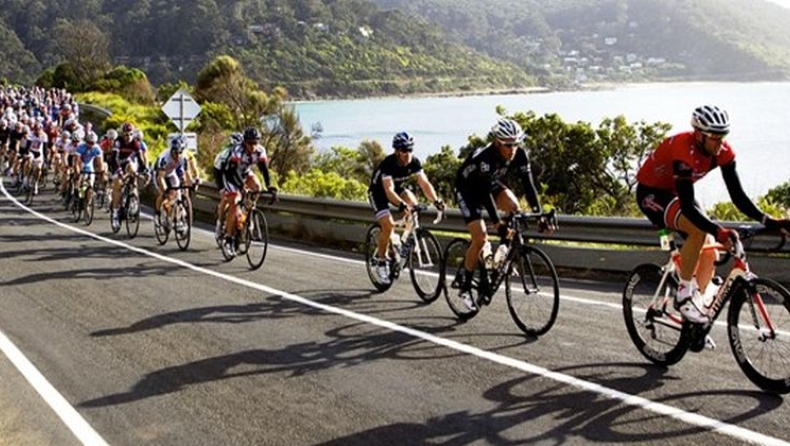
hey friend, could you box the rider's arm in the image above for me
[721,161,770,223]
[515,149,542,213]
[256,159,272,189]
[673,160,720,236]
[415,171,440,203]
[382,176,406,209]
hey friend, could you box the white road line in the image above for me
[2,185,789,446]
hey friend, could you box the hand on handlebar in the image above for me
[716,227,739,251]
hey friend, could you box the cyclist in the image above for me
[636,105,790,323]
[108,122,148,228]
[22,121,48,195]
[453,118,551,311]
[154,136,193,231]
[74,131,104,205]
[367,131,444,284]
[213,132,243,239]
[219,127,277,256]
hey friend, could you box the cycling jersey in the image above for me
[75,142,102,173]
[26,132,48,159]
[454,143,541,224]
[636,131,765,236]
[221,143,270,191]
[109,137,144,173]
[156,149,187,177]
[367,153,424,216]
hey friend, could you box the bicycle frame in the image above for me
[389,205,443,274]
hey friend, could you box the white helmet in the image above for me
[691,105,730,135]
[491,118,524,141]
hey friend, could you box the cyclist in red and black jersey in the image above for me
[636,105,790,323]
[367,131,444,284]
[109,122,148,227]
[453,118,551,311]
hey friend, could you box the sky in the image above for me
[764,0,790,9]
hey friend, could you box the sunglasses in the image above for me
[701,131,727,141]
[397,148,413,153]
[499,140,519,148]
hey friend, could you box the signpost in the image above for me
[161,88,202,152]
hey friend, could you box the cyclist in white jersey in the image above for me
[154,136,192,226]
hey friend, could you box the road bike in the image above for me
[623,226,790,393]
[111,171,148,239]
[154,183,196,251]
[363,205,445,302]
[441,210,560,337]
[72,171,98,226]
[220,189,275,270]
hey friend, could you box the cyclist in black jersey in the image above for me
[454,118,552,310]
[368,131,445,284]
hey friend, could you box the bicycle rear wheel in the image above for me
[125,194,140,239]
[505,245,560,337]
[728,278,790,394]
[245,208,269,270]
[174,199,192,251]
[441,238,481,320]
[409,229,443,303]
[623,263,689,366]
[364,224,393,292]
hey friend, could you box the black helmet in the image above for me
[243,127,261,142]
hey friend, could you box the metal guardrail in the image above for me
[192,183,787,253]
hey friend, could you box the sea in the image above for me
[295,82,790,206]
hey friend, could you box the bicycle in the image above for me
[154,183,196,251]
[111,171,148,238]
[623,226,790,393]
[363,205,445,302]
[72,171,97,226]
[441,210,561,337]
[220,189,275,270]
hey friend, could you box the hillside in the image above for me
[372,0,790,83]
[4,0,790,97]
[0,0,535,98]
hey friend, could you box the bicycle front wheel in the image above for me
[125,194,140,239]
[728,278,790,394]
[409,229,443,303]
[84,193,94,226]
[441,238,481,320]
[245,208,269,270]
[623,263,688,366]
[175,199,192,251]
[153,204,169,245]
[505,245,560,337]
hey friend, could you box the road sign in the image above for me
[161,89,201,132]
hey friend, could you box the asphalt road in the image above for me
[1,180,789,446]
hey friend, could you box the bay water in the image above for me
[295,82,790,206]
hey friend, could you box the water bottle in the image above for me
[493,244,509,268]
[390,232,402,251]
[658,228,671,251]
[481,241,494,270]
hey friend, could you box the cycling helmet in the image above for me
[229,132,243,146]
[132,129,144,141]
[0,118,6,128]
[691,105,730,135]
[70,131,82,142]
[85,131,98,144]
[121,122,134,135]
[491,118,524,142]
[106,129,118,140]
[170,135,186,153]
[61,130,71,140]
[392,131,414,151]
[243,126,261,142]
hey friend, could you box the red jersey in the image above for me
[636,131,735,191]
